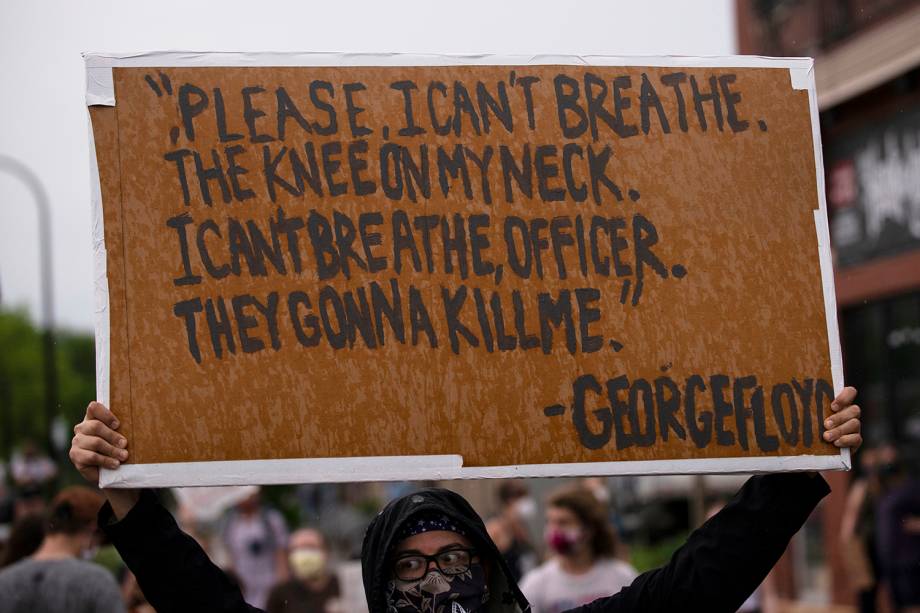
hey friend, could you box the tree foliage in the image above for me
[0,308,95,460]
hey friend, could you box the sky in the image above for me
[0,0,735,332]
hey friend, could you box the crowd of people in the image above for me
[0,467,352,613]
[0,388,916,612]
[0,460,643,613]
[0,465,837,613]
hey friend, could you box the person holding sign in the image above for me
[70,388,862,612]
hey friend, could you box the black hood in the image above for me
[361,487,530,613]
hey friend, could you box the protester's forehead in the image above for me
[394,530,473,555]
[290,528,324,549]
[546,505,582,525]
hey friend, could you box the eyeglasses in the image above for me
[392,548,478,581]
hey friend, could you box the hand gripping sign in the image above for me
[85,52,846,487]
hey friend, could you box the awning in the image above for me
[817,3,920,110]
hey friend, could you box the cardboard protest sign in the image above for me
[85,53,846,487]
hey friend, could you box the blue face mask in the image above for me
[387,563,489,613]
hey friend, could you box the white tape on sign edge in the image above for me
[788,61,814,91]
[85,65,115,106]
[799,55,850,472]
[100,453,847,488]
[87,112,110,409]
[101,455,465,488]
[82,51,815,108]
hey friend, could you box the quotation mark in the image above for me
[145,72,180,145]
[144,72,173,97]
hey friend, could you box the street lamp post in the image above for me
[0,154,58,459]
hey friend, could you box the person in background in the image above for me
[266,528,341,613]
[0,485,125,613]
[840,445,891,613]
[10,439,57,489]
[486,480,537,581]
[222,487,290,609]
[875,451,920,613]
[0,512,45,568]
[520,486,638,613]
[9,441,56,522]
[11,484,47,521]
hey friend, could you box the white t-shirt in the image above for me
[519,557,638,613]
[222,508,289,609]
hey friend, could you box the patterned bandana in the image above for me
[395,512,467,541]
[386,563,489,613]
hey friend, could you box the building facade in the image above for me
[737,0,920,607]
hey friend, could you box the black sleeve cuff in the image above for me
[98,489,161,535]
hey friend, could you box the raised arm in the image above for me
[574,386,862,613]
[70,402,259,613]
[580,472,829,612]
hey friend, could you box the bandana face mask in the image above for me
[387,563,489,613]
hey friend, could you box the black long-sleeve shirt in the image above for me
[100,472,829,613]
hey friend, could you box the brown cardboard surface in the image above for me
[90,64,838,470]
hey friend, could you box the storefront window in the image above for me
[842,291,920,470]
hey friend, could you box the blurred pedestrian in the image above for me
[221,487,289,608]
[519,486,637,613]
[840,446,890,612]
[266,528,341,613]
[0,485,124,612]
[10,439,57,489]
[876,456,920,613]
[486,480,537,581]
[0,512,44,568]
[11,484,46,521]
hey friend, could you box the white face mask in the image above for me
[289,547,326,580]
[513,497,537,520]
